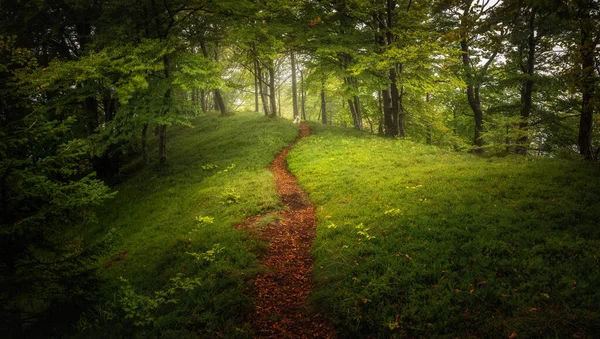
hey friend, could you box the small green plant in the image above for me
[187,243,225,263]
[220,186,240,204]
[355,223,375,240]
[194,215,214,226]
[117,274,201,327]
[201,163,218,170]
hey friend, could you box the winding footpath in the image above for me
[238,123,335,338]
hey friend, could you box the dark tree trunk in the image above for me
[577,1,596,159]
[516,8,537,155]
[290,49,299,118]
[398,77,406,137]
[426,92,432,145]
[321,84,328,125]
[382,88,393,135]
[378,91,384,134]
[460,38,485,151]
[254,60,259,113]
[300,70,306,121]
[389,74,400,136]
[200,39,227,116]
[159,54,171,165]
[386,0,401,136]
[214,89,227,116]
[353,95,363,130]
[344,77,362,130]
[256,63,269,116]
[268,61,277,118]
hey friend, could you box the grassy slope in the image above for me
[287,123,600,338]
[76,112,298,338]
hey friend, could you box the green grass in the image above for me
[73,112,298,338]
[287,123,600,338]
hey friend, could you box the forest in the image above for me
[1,0,599,337]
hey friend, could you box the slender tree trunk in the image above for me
[278,89,282,117]
[353,94,362,130]
[577,1,595,158]
[159,54,171,165]
[268,61,277,118]
[426,92,432,145]
[378,91,384,134]
[301,69,306,120]
[254,60,259,113]
[382,88,393,135]
[516,8,537,155]
[344,77,362,130]
[200,39,227,116]
[389,73,400,136]
[257,63,269,115]
[461,38,485,151]
[290,49,299,118]
[321,84,328,125]
[398,72,406,137]
[386,0,401,136]
[214,89,227,116]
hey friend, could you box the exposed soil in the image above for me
[238,123,335,338]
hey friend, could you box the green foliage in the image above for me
[288,123,600,338]
[0,38,115,336]
[117,274,201,327]
[220,186,241,205]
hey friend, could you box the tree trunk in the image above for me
[214,89,227,116]
[378,91,384,134]
[516,8,537,155]
[290,49,299,118]
[321,84,328,125]
[461,38,485,151]
[353,94,362,130]
[256,63,269,115]
[159,54,171,165]
[268,61,277,118]
[200,39,227,116]
[254,60,259,113]
[382,88,393,135]
[398,76,406,137]
[577,1,595,159]
[301,69,306,120]
[426,92,432,145]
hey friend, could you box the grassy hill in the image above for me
[288,123,600,338]
[74,112,298,337]
[74,114,600,338]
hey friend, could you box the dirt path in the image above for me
[238,123,335,338]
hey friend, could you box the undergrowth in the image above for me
[288,122,600,338]
[71,112,298,338]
